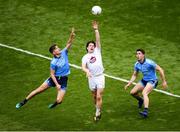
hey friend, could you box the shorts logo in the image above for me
[89,56,96,63]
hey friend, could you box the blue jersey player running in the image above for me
[16,28,75,109]
[125,49,168,118]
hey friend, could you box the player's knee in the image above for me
[33,89,41,94]
[142,91,148,96]
[96,94,102,101]
[56,99,62,104]
[130,90,136,95]
[36,86,46,92]
[37,89,43,93]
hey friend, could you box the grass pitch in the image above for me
[0,0,180,130]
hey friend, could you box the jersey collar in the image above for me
[54,52,62,58]
[138,58,146,64]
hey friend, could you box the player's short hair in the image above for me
[136,49,145,54]
[49,44,57,53]
[86,41,96,52]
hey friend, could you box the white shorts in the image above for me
[88,74,105,91]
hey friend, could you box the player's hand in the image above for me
[92,20,98,30]
[162,80,168,90]
[71,27,75,37]
[86,71,92,78]
[124,82,131,90]
[56,84,61,90]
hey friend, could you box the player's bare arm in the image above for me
[156,65,168,89]
[125,71,138,90]
[66,27,75,50]
[92,21,101,48]
[50,69,61,90]
[82,63,92,77]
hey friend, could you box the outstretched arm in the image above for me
[82,63,92,78]
[92,21,101,48]
[156,65,168,89]
[66,27,75,50]
[124,71,138,90]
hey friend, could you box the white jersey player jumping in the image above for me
[82,20,105,121]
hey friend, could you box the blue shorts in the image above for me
[139,79,158,88]
[45,76,68,91]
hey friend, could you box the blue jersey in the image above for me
[134,58,157,81]
[50,48,70,76]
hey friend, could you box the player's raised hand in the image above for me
[66,27,75,49]
[71,27,75,37]
[92,20,98,30]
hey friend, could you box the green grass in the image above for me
[0,0,180,130]
[0,48,180,131]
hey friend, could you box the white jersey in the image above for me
[82,47,104,76]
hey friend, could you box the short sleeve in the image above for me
[149,59,157,68]
[82,56,87,65]
[61,48,68,55]
[94,47,101,53]
[134,63,139,72]
[50,63,56,70]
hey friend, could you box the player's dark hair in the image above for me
[86,41,96,52]
[49,44,57,53]
[136,49,145,54]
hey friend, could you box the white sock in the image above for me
[96,107,101,116]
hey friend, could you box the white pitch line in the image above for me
[0,43,180,98]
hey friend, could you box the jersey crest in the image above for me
[89,56,96,63]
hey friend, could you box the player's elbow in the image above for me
[132,74,137,79]
[81,65,86,72]
[50,72,55,77]
[157,67,164,74]
[161,69,164,74]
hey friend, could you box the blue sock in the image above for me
[144,108,148,112]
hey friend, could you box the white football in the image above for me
[91,6,102,15]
